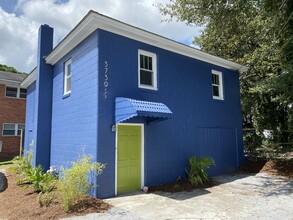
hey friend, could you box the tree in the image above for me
[0,63,24,74]
[158,0,293,145]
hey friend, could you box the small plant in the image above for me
[12,151,32,174]
[186,156,215,186]
[58,155,105,211]
[37,191,56,207]
[17,165,56,193]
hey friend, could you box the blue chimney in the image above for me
[33,24,53,171]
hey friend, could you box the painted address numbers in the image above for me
[104,61,109,99]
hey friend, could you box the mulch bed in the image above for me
[0,170,110,220]
[240,158,293,178]
[149,158,293,193]
[1,158,292,219]
[148,178,218,193]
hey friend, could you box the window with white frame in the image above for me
[138,50,157,90]
[212,70,224,100]
[5,86,26,99]
[2,123,25,136]
[64,59,72,95]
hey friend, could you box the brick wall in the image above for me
[0,84,26,158]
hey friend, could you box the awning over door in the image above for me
[115,97,172,124]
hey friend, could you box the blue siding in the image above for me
[25,27,243,199]
[50,31,99,173]
[24,81,36,154]
[32,25,54,170]
[96,29,243,198]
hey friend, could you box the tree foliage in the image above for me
[0,63,24,74]
[158,0,293,144]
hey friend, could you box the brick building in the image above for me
[0,71,27,159]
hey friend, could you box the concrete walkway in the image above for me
[64,173,293,220]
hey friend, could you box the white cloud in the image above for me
[0,0,201,73]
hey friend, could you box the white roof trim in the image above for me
[0,79,21,85]
[46,10,248,72]
[20,68,36,88]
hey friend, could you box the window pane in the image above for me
[3,124,16,136]
[140,55,144,68]
[18,124,25,130]
[148,57,152,71]
[67,63,71,76]
[3,130,15,135]
[140,70,153,86]
[6,87,18,97]
[20,88,27,98]
[144,56,148,69]
[18,124,25,135]
[213,85,219,97]
[4,124,15,130]
[66,76,71,92]
[212,74,219,85]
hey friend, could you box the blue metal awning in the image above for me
[115,97,172,124]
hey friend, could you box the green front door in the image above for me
[117,125,142,194]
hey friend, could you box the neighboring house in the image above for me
[0,71,27,158]
[21,10,247,198]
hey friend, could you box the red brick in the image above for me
[0,84,26,158]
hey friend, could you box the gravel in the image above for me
[63,173,293,220]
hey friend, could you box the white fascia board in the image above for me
[45,11,248,72]
[20,68,36,88]
[0,79,21,85]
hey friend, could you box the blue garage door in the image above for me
[198,128,238,176]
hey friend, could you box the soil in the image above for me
[149,158,293,193]
[148,179,218,193]
[1,158,292,219]
[0,169,110,220]
[240,158,293,178]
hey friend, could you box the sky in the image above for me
[0,0,201,73]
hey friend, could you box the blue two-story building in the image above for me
[21,10,247,198]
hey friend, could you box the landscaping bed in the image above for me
[0,157,292,219]
[0,169,110,220]
[149,158,293,193]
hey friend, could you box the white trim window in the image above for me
[64,59,72,95]
[138,50,157,90]
[5,86,27,99]
[212,70,224,100]
[2,123,25,136]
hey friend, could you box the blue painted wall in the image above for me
[24,81,36,154]
[50,30,99,178]
[96,29,243,198]
[32,25,53,170]
[24,27,243,199]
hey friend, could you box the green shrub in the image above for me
[186,156,215,186]
[17,165,56,193]
[12,151,32,173]
[243,131,262,159]
[37,191,56,207]
[58,155,105,211]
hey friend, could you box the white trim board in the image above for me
[45,11,248,73]
[115,123,144,196]
[20,68,36,88]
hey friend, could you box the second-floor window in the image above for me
[138,50,157,90]
[64,59,72,95]
[5,86,27,99]
[212,70,224,100]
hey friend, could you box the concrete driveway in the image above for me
[64,173,293,220]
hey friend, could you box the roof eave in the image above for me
[45,11,247,72]
[20,68,37,88]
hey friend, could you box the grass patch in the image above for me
[0,159,14,169]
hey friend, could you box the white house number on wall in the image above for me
[104,61,109,99]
